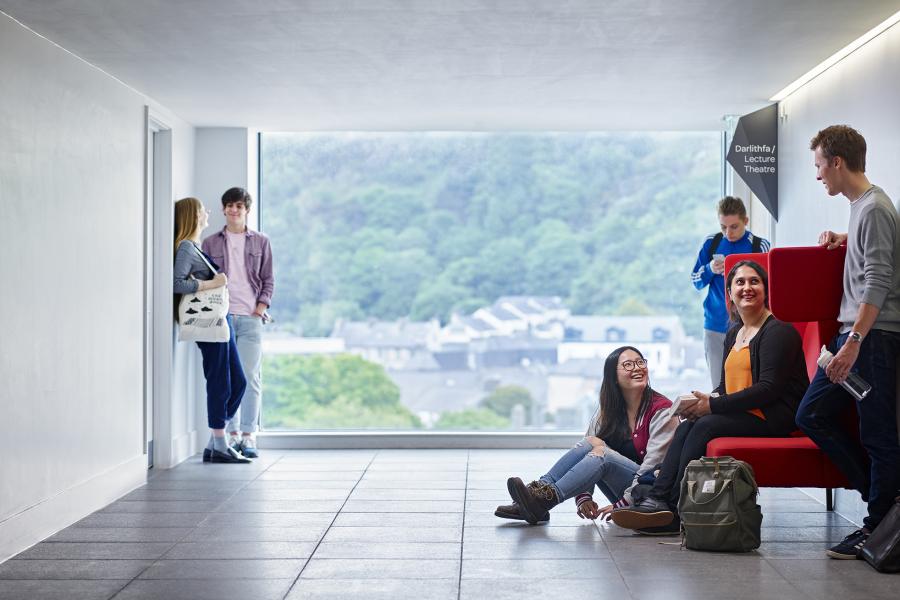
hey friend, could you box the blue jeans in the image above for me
[796,329,900,530]
[225,315,263,434]
[196,315,247,430]
[540,438,641,503]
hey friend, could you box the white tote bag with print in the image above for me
[177,246,230,343]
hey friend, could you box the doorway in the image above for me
[145,109,172,468]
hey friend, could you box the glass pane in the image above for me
[259,132,719,431]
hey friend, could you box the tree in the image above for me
[410,279,471,323]
[480,385,534,423]
[525,227,588,297]
[263,354,423,429]
[434,408,510,430]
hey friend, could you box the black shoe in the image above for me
[202,448,212,462]
[610,497,674,530]
[206,447,252,464]
[507,477,558,525]
[494,502,550,522]
[826,528,869,559]
[636,518,682,536]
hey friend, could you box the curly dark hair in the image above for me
[810,125,866,173]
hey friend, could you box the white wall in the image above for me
[776,23,900,247]
[190,128,258,431]
[774,20,900,524]
[0,12,194,560]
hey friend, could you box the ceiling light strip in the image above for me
[770,10,900,102]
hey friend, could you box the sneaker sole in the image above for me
[825,549,860,560]
[610,509,674,530]
[635,527,681,536]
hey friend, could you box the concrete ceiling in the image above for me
[2,0,899,130]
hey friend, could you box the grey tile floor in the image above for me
[0,449,896,599]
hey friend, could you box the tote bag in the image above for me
[177,245,230,343]
[861,497,900,573]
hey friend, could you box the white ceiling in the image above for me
[2,0,899,131]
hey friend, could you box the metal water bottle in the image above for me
[816,346,872,401]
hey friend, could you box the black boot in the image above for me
[507,477,559,524]
[494,501,550,522]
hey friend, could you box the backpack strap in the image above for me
[708,232,724,259]
[751,234,762,253]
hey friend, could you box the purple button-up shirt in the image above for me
[202,227,275,307]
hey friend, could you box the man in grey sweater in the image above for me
[796,125,900,560]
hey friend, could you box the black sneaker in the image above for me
[610,497,674,530]
[826,528,869,559]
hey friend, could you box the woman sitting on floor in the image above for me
[500,346,679,525]
[611,260,809,534]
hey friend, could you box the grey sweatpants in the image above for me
[703,329,726,390]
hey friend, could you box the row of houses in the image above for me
[262,297,706,424]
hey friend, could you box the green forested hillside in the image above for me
[260,132,720,337]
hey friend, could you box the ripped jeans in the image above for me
[540,437,641,504]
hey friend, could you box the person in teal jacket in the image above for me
[691,196,769,388]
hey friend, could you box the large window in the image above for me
[259,132,720,431]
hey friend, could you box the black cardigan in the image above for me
[710,315,809,435]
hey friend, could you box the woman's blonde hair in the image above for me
[174,197,203,256]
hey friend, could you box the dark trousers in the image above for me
[796,329,900,530]
[196,315,247,429]
[650,413,776,510]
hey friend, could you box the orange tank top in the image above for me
[724,346,765,420]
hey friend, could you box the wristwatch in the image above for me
[847,331,863,343]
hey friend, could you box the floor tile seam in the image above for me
[108,453,283,599]
[762,556,825,599]
[601,515,640,599]
[457,449,470,600]
[280,448,382,600]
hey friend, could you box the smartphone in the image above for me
[713,253,725,264]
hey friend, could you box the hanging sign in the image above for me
[726,104,778,220]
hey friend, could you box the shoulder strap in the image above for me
[708,232,724,257]
[190,242,218,275]
[751,235,762,253]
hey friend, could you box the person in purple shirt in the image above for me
[202,187,275,458]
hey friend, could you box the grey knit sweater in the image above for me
[840,185,900,333]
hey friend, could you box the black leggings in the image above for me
[650,413,779,510]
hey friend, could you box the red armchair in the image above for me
[705,246,852,509]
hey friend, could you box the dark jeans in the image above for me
[196,315,247,429]
[796,329,900,530]
[650,413,777,510]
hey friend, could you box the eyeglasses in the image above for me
[618,358,648,371]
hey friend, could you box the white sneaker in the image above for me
[239,436,258,458]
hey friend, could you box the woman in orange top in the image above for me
[611,260,809,534]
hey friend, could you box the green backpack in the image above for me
[678,456,762,552]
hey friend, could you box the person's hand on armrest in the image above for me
[818,230,847,250]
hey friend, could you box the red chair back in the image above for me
[769,246,845,380]
[724,247,845,380]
